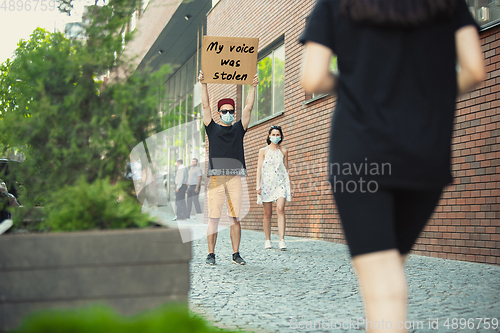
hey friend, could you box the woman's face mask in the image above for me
[269,128,282,144]
[270,136,281,144]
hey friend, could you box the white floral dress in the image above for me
[257,148,291,204]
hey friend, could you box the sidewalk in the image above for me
[152,208,500,333]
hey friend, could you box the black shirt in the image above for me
[299,0,477,189]
[205,119,247,176]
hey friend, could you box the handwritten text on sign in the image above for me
[201,36,259,85]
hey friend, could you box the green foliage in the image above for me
[42,177,151,231]
[257,55,273,119]
[15,303,249,333]
[0,0,173,208]
[330,55,338,73]
[11,206,45,233]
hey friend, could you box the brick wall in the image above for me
[413,25,500,265]
[206,0,500,265]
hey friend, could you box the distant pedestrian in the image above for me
[130,147,154,206]
[174,158,188,220]
[300,0,484,331]
[256,125,291,250]
[187,158,203,217]
[199,69,259,266]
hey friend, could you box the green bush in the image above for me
[15,303,249,333]
[40,177,152,231]
[10,206,45,233]
[0,0,174,232]
[0,6,172,207]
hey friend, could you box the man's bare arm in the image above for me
[199,71,213,126]
[241,73,259,130]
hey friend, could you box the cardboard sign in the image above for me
[201,36,259,85]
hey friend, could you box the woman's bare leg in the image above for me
[352,249,407,333]
[262,202,273,240]
[276,197,286,240]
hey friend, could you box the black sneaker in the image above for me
[232,252,246,265]
[206,253,216,265]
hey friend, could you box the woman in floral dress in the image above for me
[256,125,291,250]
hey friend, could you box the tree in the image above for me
[0,0,172,207]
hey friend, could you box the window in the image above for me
[165,54,200,129]
[163,53,205,167]
[242,43,285,125]
[466,0,500,30]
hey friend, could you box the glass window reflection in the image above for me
[243,42,286,126]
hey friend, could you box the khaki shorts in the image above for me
[207,175,242,219]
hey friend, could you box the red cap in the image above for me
[217,98,235,111]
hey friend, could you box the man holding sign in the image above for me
[199,69,258,266]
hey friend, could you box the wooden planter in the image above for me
[0,228,190,330]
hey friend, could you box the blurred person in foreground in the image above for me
[300,0,484,331]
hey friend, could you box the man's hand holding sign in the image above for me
[200,36,259,130]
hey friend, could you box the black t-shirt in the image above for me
[299,0,477,189]
[205,119,247,176]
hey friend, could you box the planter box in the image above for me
[0,228,190,331]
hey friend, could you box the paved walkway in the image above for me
[151,208,500,333]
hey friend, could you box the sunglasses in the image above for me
[219,109,235,115]
[271,125,281,130]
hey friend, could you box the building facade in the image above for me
[122,0,211,201]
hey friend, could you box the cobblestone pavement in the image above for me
[151,208,500,333]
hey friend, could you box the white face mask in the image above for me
[220,112,234,125]
[270,136,281,144]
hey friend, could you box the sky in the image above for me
[0,0,92,64]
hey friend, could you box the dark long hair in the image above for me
[341,0,457,27]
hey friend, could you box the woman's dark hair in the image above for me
[267,125,284,145]
[341,0,457,27]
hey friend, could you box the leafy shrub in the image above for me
[1,19,171,207]
[41,177,151,231]
[10,206,45,233]
[15,303,247,333]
